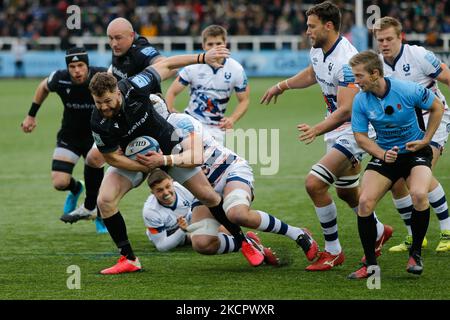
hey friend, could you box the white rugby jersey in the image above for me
[178,57,248,126]
[310,36,358,141]
[167,113,245,187]
[142,182,194,235]
[381,44,448,111]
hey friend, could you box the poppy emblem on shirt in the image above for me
[403,64,410,72]
[397,104,402,110]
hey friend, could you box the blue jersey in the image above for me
[352,77,435,153]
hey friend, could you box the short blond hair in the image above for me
[373,16,402,37]
[349,50,384,77]
[201,25,227,43]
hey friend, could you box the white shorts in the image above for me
[213,160,254,195]
[168,166,202,184]
[326,133,367,164]
[192,160,254,209]
[106,166,146,188]
[107,166,201,188]
[424,111,450,150]
[204,125,225,145]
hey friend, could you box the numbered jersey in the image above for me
[310,36,358,141]
[179,57,247,126]
[142,182,194,234]
[167,113,244,187]
[381,44,448,112]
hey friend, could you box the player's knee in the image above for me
[224,206,249,226]
[85,149,105,168]
[51,175,71,191]
[191,236,218,255]
[305,174,328,196]
[358,195,377,215]
[97,193,117,215]
[410,189,429,209]
[223,189,251,223]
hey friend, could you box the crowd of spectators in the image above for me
[2,0,450,49]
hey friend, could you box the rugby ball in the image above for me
[125,136,160,160]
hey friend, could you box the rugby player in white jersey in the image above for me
[143,169,268,256]
[260,1,393,271]
[136,112,319,265]
[142,169,194,252]
[165,25,249,145]
[373,17,450,252]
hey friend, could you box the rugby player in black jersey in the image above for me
[21,48,107,232]
[88,46,265,274]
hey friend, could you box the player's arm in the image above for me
[102,148,150,172]
[136,131,204,169]
[147,228,188,252]
[21,78,50,133]
[354,131,389,160]
[165,77,187,113]
[219,86,250,129]
[406,97,444,152]
[151,55,178,79]
[298,85,359,144]
[148,46,230,82]
[423,98,444,142]
[260,65,317,105]
[435,64,450,87]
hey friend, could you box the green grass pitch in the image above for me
[1,77,449,300]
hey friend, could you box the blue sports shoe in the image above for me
[63,180,84,214]
[95,217,108,234]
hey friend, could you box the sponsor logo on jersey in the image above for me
[112,66,128,79]
[127,112,149,136]
[130,73,152,88]
[140,47,157,57]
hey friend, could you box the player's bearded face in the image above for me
[152,179,176,206]
[93,89,122,118]
[306,15,327,48]
[68,62,89,84]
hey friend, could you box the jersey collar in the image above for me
[375,77,391,99]
[383,44,404,71]
[159,193,178,211]
[323,36,342,62]
[209,58,227,74]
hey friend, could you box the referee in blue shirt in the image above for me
[347,51,444,279]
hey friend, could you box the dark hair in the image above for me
[89,72,117,96]
[147,169,172,189]
[306,1,341,32]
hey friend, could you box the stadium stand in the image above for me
[2,0,450,50]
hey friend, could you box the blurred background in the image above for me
[1,0,450,77]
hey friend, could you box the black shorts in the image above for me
[56,130,94,158]
[365,145,433,184]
